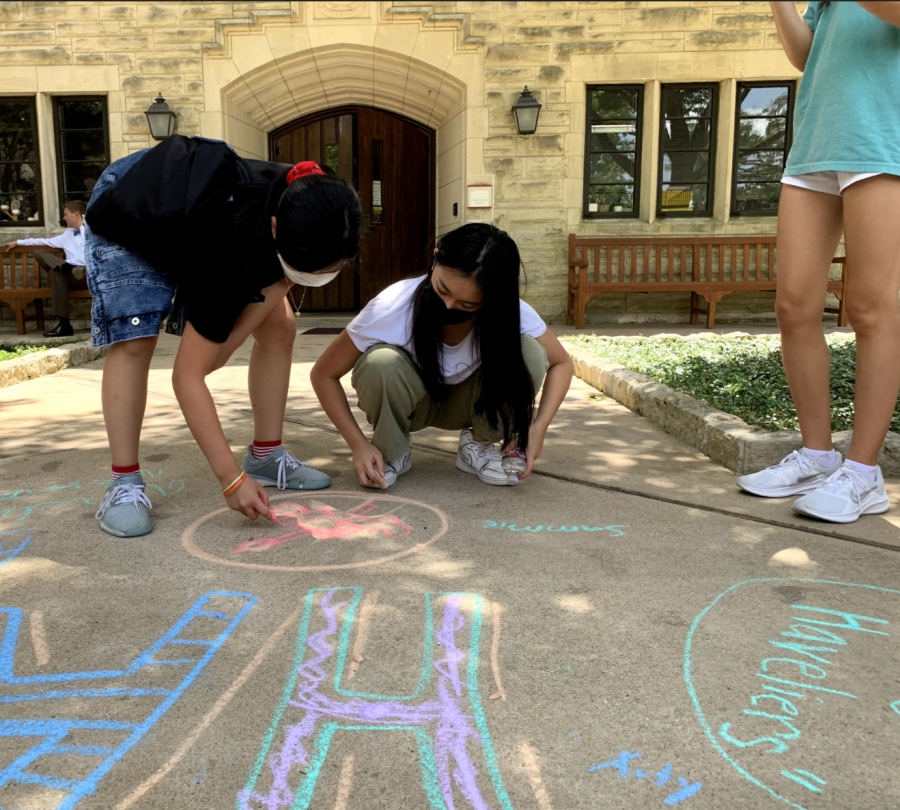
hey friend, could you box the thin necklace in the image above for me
[288,282,307,313]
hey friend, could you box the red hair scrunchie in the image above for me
[286,161,326,184]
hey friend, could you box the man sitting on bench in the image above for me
[4,200,87,337]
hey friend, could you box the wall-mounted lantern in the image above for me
[512,86,541,136]
[144,93,177,141]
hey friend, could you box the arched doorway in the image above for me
[270,106,436,312]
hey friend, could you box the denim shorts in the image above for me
[84,150,185,347]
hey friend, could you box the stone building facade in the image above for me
[0,0,813,330]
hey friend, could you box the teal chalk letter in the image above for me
[791,605,889,636]
[239,588,512,810]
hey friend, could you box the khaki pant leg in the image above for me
[33,250,65,272]
[351,344,439,462]
[428,376,479,432]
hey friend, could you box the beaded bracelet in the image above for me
[222,471,247,497]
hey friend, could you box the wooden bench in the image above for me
[567,234,848,329]
[0,245,91,335]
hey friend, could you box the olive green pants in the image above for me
[350,335,549,462]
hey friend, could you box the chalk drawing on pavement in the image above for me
[0,469,184,523]
[684,578,900,810]
[238,587,512,810]
[520,741,555,810]
[0,591,255,809]
[588,751,702,805]
[182,492,448,572]
[0,530,32,567]
[232,501,412,554]
[29,610,50,667]
[482,521,628,535]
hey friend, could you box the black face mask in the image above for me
[440,307,476,325]
[425,284,476,324]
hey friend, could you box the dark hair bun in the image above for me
[276,174,362,273]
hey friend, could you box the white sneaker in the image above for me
[362,450,411,488]
[792,463,889,523]
[737,449,843,497]
[456,429,514,486]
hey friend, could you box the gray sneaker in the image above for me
[243,446,331,491]
[362,449,412,488]
[94,474,153,537]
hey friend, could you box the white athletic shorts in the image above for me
[781,171,881,196]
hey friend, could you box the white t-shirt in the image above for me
[347,276,547,385]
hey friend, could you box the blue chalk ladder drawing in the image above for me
[0,530,32,568]
[0,590,256,809]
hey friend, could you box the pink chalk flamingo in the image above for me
[232,501,412,554]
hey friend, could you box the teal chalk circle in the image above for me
[684,578,900,810]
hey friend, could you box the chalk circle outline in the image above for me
[181,490,449,572]
[684,577,900,810]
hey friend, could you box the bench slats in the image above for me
[567,234,847,329]
[0,246,91,335]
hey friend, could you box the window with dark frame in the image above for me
[0,97,42,228]
[659,84,717,217]
[53,96,110,225]
[584,85,642,219]
[732,82,794,216]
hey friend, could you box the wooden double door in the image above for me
[269,107,436,311]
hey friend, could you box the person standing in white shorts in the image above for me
[737,1,900,523]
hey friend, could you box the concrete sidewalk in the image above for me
[0,328,898,810]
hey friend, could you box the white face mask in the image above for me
[277,253,343,287]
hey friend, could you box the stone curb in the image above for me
[0,340,107,390]
[566,346,900,476]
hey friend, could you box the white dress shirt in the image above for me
[16,227,85,266]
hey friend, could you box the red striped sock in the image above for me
[112,463,141,481]
[251,439,281,460]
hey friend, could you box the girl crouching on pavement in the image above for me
[311,223,573,488]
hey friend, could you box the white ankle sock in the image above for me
[803,447,837,466]
[844,459,878,482]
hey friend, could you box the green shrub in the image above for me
[562,334,896,433]
[0,345,48,363]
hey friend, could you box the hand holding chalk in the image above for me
[226,476,275,521]
[352,440,389,489]
[519,424,545,480]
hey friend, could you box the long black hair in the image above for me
[410,223,535,450]
[239,163,362,273]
